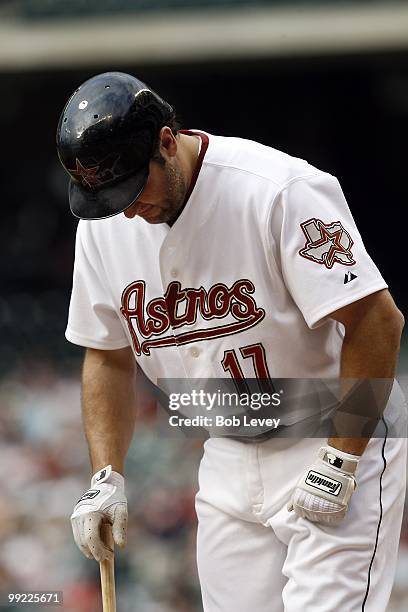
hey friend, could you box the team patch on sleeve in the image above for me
[299,218,355,269]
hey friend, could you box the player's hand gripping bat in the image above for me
[70,465,128,561]
[70,464,128,609]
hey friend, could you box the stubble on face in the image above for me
[162,161,189,225]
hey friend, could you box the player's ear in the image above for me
[159,126,177,160]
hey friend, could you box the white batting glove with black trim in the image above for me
[70,465,128,562]
[288,446,360,526]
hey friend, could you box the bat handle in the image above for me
[100,522,116,612]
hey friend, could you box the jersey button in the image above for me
[190,347,200,358]
[170,268,178,278]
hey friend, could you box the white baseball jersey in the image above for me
[66,130,387,421]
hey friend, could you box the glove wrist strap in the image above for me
[318,445,360,475]
[91,464,124,488]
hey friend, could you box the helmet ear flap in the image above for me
[56,72,174,220]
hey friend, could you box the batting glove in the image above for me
[71,465,128,562]
[288,445,360,526]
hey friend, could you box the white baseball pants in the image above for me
[195,429,406,612]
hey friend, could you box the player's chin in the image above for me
[137,202,175,224]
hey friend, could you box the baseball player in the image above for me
[57,72,407,611]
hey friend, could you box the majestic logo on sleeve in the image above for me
[299,218,355,269]
[121,279,265,356]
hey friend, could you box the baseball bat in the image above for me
[99,522,116,612]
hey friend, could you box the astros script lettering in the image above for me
[121,279,265,355]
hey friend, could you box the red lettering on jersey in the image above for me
[120,279,265,356]
[207,285,230,317]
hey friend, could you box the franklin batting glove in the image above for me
[71,465,128,562]
[288,446,360,526]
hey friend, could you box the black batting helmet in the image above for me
[56,72,174,220]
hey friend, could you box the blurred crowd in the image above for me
[0,361,203,611]
[0,361,407,611]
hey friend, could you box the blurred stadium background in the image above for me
[1,0,408,610]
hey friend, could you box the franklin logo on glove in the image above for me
[305,471,342,496]
[78,489,101,502]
